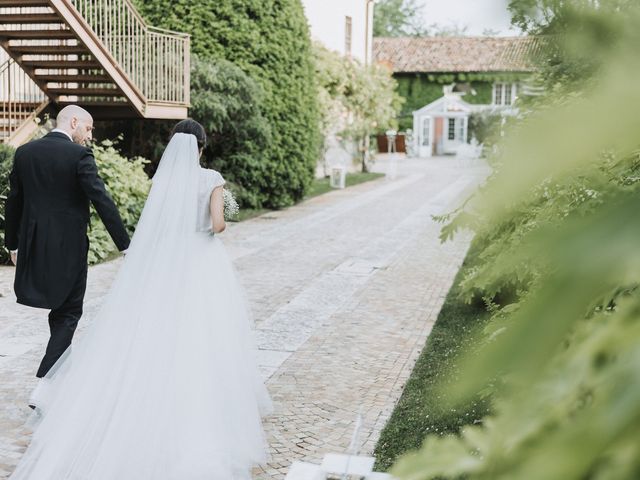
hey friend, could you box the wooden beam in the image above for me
[36,73,112,82]
[11,45,88,55]
[0,14,64,24]
[22,59,101,69]
[0,30,75,40]
[0,0,49,6]
[49,87,123,97]
[143,103,188,120]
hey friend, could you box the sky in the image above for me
[421,0,522,36]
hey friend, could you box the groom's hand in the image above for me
[10,251,17,266]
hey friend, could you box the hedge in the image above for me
[134,0,322,209]
[190,57,271,209]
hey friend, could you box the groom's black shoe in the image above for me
[28,404,37,410]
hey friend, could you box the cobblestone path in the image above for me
[0,156,488,479]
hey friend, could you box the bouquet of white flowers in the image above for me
[223,188,239,221]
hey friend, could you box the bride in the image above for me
[10,120,272,480]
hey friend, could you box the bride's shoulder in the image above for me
[199,167,225,188]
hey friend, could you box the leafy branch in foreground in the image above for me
[391,2,640,479]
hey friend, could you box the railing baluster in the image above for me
[0,58,47,143]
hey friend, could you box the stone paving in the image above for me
[0,155,489,479]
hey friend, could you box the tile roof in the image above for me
[373,36,542,73]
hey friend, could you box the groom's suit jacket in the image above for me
[4,131,130,309]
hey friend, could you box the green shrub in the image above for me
[190,57,270,209]
[1,140,148,265]
[88,140,150,264]
[467,111,504,147]
[0,143,16,264]
[134,0,322,209]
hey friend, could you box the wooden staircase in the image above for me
[0,0,190,145]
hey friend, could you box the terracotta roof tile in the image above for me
[373,36,542,73]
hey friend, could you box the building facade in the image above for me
[301,0,375,64]
[373,36,541,132]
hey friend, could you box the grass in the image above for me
[373,244,492,471]
[304,171,385,199]
[230,172,385,223]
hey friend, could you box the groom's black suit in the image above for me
[4,131,130,377]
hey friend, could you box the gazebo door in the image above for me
[443,117,467,154]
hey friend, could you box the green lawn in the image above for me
[304,171,385,199]
[373,244,491,471]
[230,172,385,223]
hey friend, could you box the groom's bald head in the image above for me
[56,105,94,146]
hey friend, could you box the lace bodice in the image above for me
[197,167,225,232]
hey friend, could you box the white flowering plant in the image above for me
[223,188,239,221]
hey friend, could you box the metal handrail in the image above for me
[69,0,190,104]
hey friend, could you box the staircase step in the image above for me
[58,100,129,107]
[22,59,101,69]
[37,73,112,83]
[49,87,123,97]
[0,30,75,40]
[11,45,88,55]
[0,14,62,24]
[0,0,49,6]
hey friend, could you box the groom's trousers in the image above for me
[36,265,88,378]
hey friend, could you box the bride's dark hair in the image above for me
[170,118,207,150]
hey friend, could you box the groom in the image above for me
[4,105,130,387]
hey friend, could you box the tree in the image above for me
[189,57,271,208]
[313,43,403,171]
[134,0,321,209]
[429,22,470,37]
[373,0,428,37]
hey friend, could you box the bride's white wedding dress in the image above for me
[10,133,272,480]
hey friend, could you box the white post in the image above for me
[428,117,434,157]
[463,116,469,144]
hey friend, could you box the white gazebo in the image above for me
[412,90,475,158]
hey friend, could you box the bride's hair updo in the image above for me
[171,118,207,150]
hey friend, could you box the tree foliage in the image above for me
[313,43,402,144]
[391,2,640,479]
[373,0,427,37]
[190,57,270,208]
[373,0,471,38]
[133,0,321,208]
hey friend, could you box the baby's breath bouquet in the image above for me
[223,188,239,221]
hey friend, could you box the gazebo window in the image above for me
[421,118,430,145]
[448,118,456,140]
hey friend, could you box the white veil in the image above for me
[127,131,201,259]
